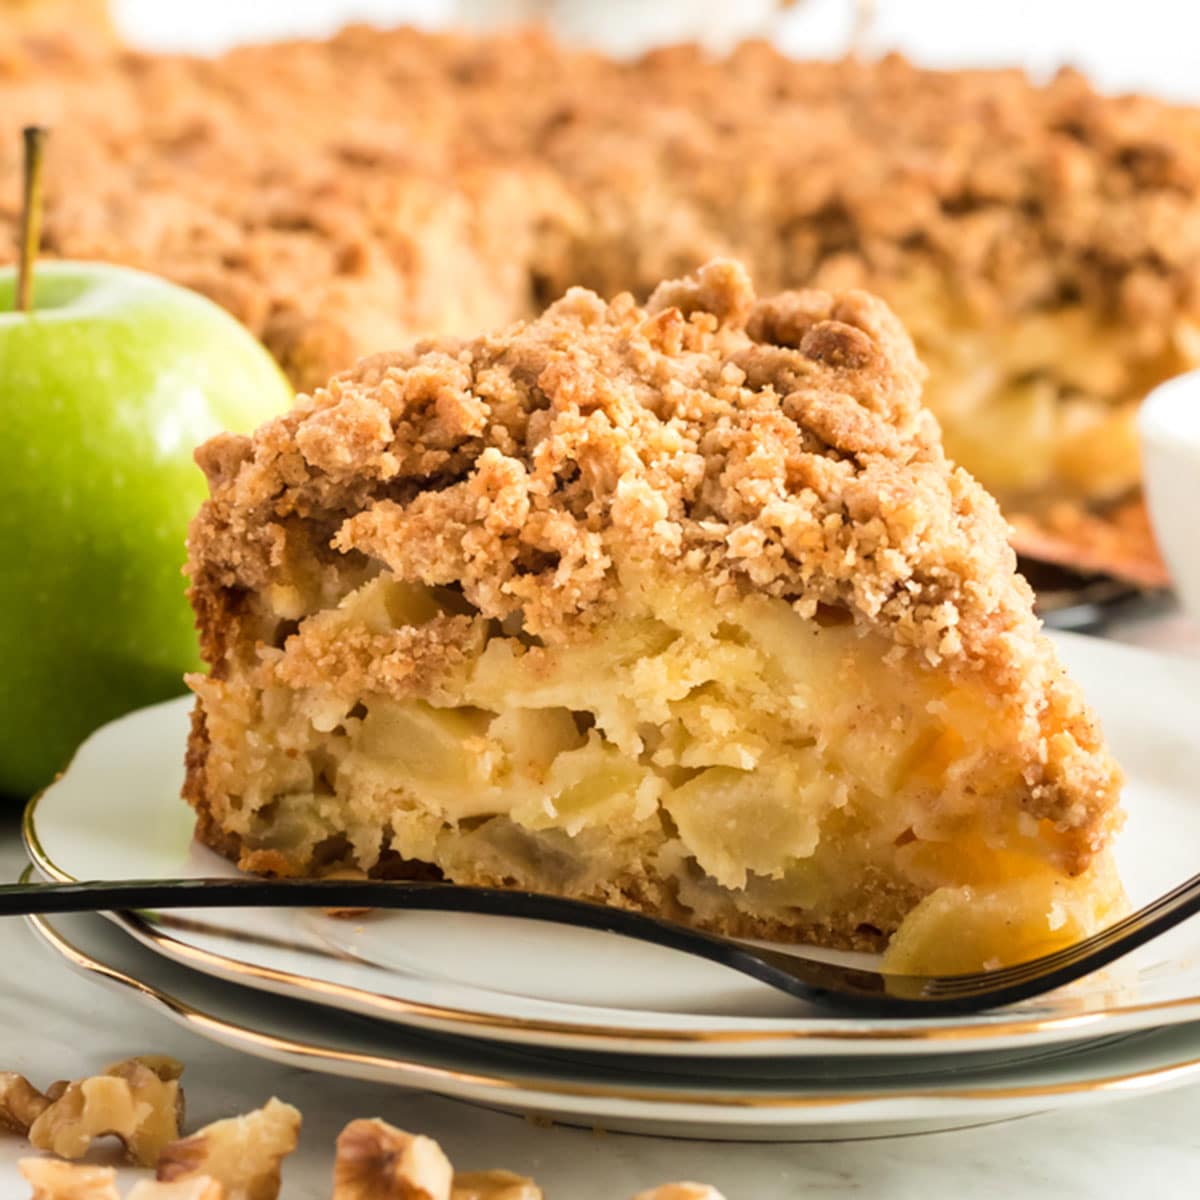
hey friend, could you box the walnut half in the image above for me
[156,1097,300,1200]
[332,1119,453,1200]
[18,1158,120,1200]
[27,1058,184,1168]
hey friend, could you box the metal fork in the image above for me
[5,874,1200,1017]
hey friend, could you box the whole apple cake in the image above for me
[2,25,1200,582]
[184,261,1125,967]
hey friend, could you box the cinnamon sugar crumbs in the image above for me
[1,28,1199,388]
[190,259,1034,680]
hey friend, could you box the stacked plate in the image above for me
[23,631,1200,1141]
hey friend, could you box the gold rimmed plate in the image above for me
[27,905,1200,1142]
[24,632,1200,1060]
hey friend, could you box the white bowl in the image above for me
[1139,371,1200,620]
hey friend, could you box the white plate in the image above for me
[25,632,1200,1060]
[27,907,1200,1142]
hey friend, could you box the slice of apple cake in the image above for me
[184,259,1125,966]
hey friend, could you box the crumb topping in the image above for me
[190,260,1039,680]
[1,27,1199,389]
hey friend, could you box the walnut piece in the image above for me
[28,1058,184,1167]
[0,1073,52,1134]
[18,1158,120,1200]
[333,1119,453,1200]
[127,1178,225,1200]
[630,1187,728,1200]
[452,1170,543,1200]
[114,1058,185,1085]
[156,1097,300,1200]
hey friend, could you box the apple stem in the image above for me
[16,125,47,314]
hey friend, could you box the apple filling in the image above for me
[190,566,1124,956]
[877,273,1200,511]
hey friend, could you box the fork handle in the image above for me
[5,875,901,1010]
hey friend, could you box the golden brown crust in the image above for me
[1,27,1198,577]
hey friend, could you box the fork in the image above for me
[5,873,1200,1017]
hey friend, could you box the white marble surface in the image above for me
[2,602,1200,1200]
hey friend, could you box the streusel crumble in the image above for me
[2,25,1198,579]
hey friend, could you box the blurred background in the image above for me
[112,0,1200,100]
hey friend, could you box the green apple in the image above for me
[1,261,292,797]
